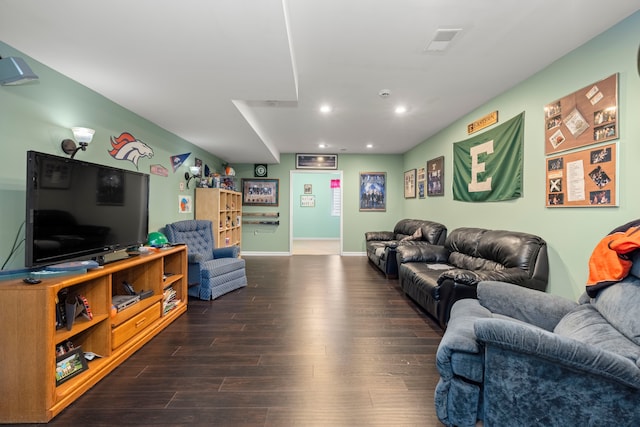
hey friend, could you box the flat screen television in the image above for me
[25,150,150,267]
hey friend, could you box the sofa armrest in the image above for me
[213,246,239,259]
[474,318,640,389]
[396,244,450,264]
[436,299,493,378]
[436,267,532,287]
[477,281,577,331]
[188,252,207,263]
[365,231,395,241]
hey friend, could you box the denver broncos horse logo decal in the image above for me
[108,132,154,169]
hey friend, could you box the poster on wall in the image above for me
[404,169,416,198]
[427,156,444,197]
[544,74,618,155]
[546,143,617,207]
[178,195,193,213]
[359,172,386,212]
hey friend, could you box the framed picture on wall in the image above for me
[427,156,445,196]
[404,169,416,199]
[359,172,386,211]
[242,178,280,206]
[296,153,338,169]
[300,195,315,207]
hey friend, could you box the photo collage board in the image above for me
[544,74,618,207]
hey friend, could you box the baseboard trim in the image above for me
[242,251,291,256]
[242,251,366,257]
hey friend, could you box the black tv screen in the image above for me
[25,151,150,267]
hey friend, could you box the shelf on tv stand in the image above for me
[0,245,187,424]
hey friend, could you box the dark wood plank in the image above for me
[44,255,445,426]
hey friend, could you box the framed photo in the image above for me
[296,153,338,170]
[300,195,315,207]
[427,156,445,197]
[359,172,386,211]
[55,347,88,386]
[404,169,417,199]
[242,178,279,206]
[178,195,192,213]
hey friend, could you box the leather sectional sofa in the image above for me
[365,218,447,279]
[396,227,549,328]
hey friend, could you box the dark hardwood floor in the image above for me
[39,255,445,426]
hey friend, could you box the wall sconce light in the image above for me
[184,166,201,188]
[0,56,39,86]
[61,127,95,159]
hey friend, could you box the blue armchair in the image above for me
[435,274,640,426]
[164,220,247,300]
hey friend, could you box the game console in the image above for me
[112,294,140,312]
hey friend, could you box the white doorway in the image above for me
[290,170,343,255]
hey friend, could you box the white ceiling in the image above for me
[1,1,638,164]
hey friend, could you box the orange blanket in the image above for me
[586,222,640,297]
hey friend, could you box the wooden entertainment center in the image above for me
[0,245,187,423]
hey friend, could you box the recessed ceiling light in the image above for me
[366,143,373,149]
[318,143,328,148]
[319,104,332,114]
[395,105,407,114]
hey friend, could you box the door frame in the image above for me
[289,169,343,255]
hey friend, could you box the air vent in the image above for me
[425,28,462,52]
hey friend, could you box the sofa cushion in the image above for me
[554,303,639,364]
[399,262,443,293]
[589,275,640,346]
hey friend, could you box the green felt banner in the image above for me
[453,112,524,202]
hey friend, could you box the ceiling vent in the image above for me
[425,28,462,52]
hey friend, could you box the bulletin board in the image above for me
[544,74,618,155]
[546,143,616,207]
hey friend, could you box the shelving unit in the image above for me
[242,212,280,225]
[0,246,187,423]
[195,188,242,248]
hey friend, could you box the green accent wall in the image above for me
[0,41,223,269]
[2,11,640,302]
[401,12,640,299]
[291,171,340,239]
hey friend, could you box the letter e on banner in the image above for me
[468,140,493,192]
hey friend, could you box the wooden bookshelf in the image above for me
[195,188,242,248]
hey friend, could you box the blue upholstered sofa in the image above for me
[364,218,447,279]
[435,273,640,426]
[165,220,247,300]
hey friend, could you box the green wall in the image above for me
[2,11,639,301]
[402,12,640,299]
[291,171,340,239]
[235,153,404,254]
[0,41,223,269]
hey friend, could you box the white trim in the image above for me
[292,237,339,241]
[341,252,366,257]
[242,251,291,256]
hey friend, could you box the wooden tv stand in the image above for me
[0,245,187,423]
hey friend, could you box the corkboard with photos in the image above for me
[546,143,616,207]
[544,74,618,155]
